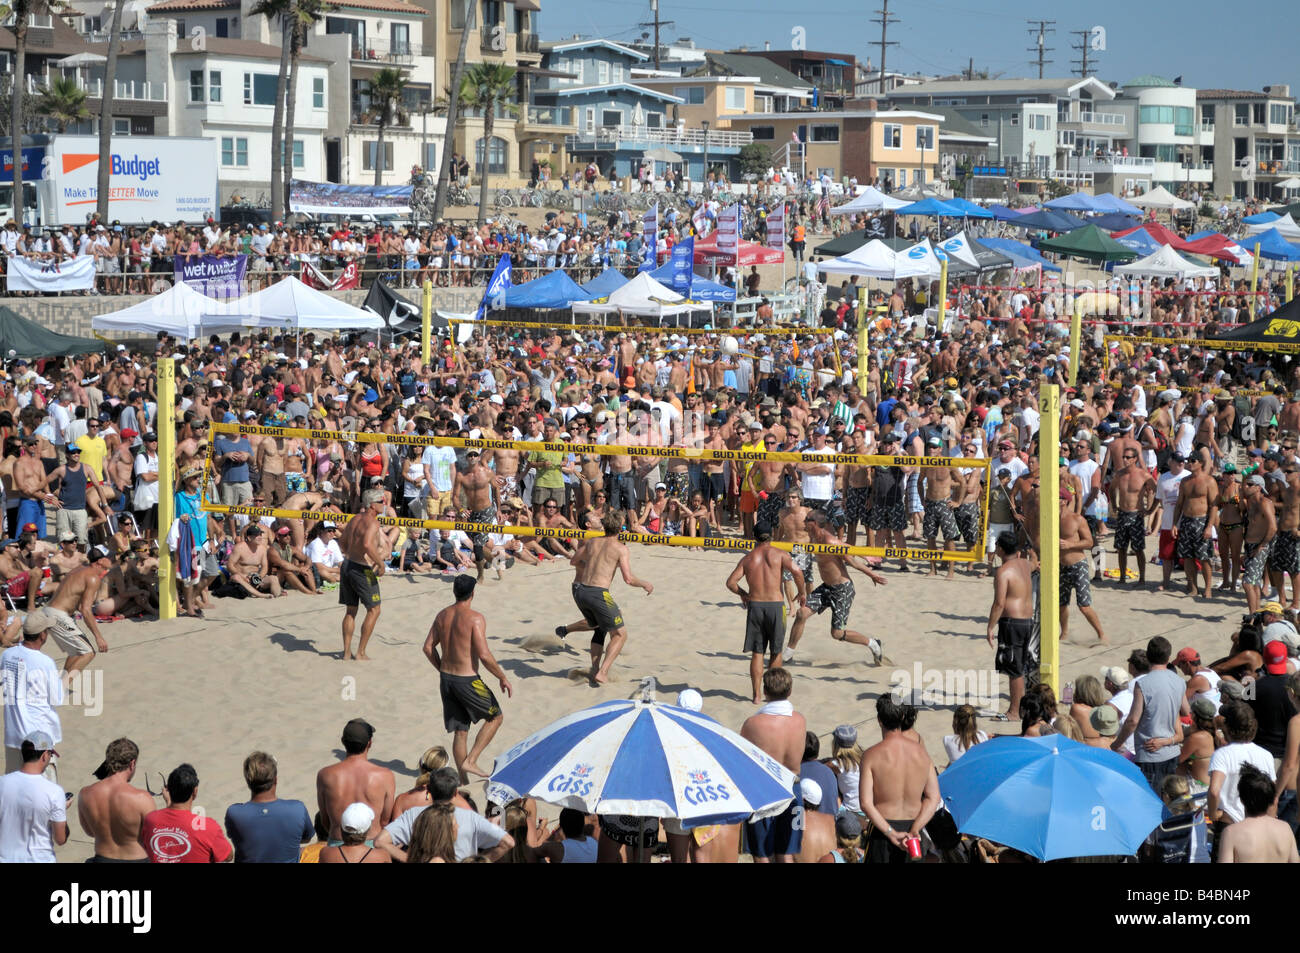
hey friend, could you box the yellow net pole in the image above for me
[1288,263,1295,303]
[1249,242,1261,305]
[936,257,948,330]
[1068,303,1083,387]
[1037,380,1060,697]
[157,358,177,621]
[421,278,433,366]
[856,297,869,387]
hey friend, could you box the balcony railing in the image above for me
[81,78,169,102]
[1257,160,1300,175]
[1200,119,1215,131]
[349,38,423,65]
[516,32,539,54]
[525,105,572,126]
[350,101,414,128]
[82,28,143,43]
[567,125,752,148]
[1078,111,1126,126]
[1077,154,1156,172]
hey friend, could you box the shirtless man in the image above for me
[491,444,525,506]
[226,525,283,599]
[254,434,288,505]
[786,510,886,662]
[752,455,789,536]
[1060,491,1107,645]
[739,668,806,863]
[43,547,114,679]
[986,532,1035,721]
[337,488,387,660]
[843,432,872,547]
[77,738,153,863]
[920,439,961,579]
[1172,448,1218,599]
[536,499,578,558]
[1242,475,1277,615]
[554,508,653,685]
[49,533,88,582]
[795,780,836,863]
[268,526,317,595]
[423,575,512,782]
[13,437,52,539]
[452,449,497,580]
[1217,764,1300,863]
[1268,464,1300,609]
[315,718,396,843]
[774,489,813,614]
[859,694,940,864]
[726,522,806,704]
[1108,446,1157,587]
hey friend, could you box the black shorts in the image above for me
[1113,509,1146,554]
[1059,560,1092,608]
[808,580,855,631]
[744,601,786,656]
[745,801,804,858]
[996,617,1032,679]
[339,559,381,609]
[707,472,726,502]
[572,582,624,646]
[133,505,158,532]
[440,672,502,732]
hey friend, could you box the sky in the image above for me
[540,0,1299,94]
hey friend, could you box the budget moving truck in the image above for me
[0,135,218,226]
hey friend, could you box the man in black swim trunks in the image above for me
[424,575,512,783]
[986,532,1034,720]
[337,489,387,660]
[726,522,806,704]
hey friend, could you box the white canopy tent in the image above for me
[91,281,217,340]
[571,271,711,319]
[1247,213,1300,240]
[820,237,943,280]
[234,277,385,332]
[1129,185,1195,211]
[1113,244,1218,280]
[829,185,908,215]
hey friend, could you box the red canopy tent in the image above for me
[692,234,784,265]
[1177,233,1254,265]
[1110,222,1195,252]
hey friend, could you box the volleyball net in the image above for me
[202,423,991,562]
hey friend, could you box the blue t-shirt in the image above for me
[224,798,314,863]
[214,435,252,482]
[876,397,898,430]
[175,490,208,549]
[800,760,840,816]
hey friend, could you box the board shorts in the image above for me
[743,601,786,656]
[808,580,855,632]
[755,491,785,529]
[439,672,501,732]
[869,496,906,532]
[954,501,980,547]
[468,505,497,546]
[845,486,870,524]
[922,498,959,542]
[1244,538,1274,587]
[707,472,726,502]
[598,815,658,849]
[865,818,926,864]
[666,470,692,503]
[1113,509,1146,554]
[1059,560,1092,608]
[46,607,96,657]
[995,617,1032,679]
[745,800,803,859]
[1158,530,1177,563]
[906,473,923,514]
[572,581,623,646]
[781,549,814,589]
[1176,515,1214,563]
[1270,530,1300,575]
[339,559,381,609]
[285,472,308,495]
[986,521,1014,551]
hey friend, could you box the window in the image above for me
[112,118,129,135]
[363,140,394,171]
[1201,104,1215,125]
[573,61,583,83]
[915,125,934,149]
[312,76,325,109]
[646,112,661,128]
[750,125,775,140]
[980,113,989,126]
[325,16,365,54]
[244,72,278,106]
[482,0,501,28]
[601,109,622,128]
[755,94,772,112]
[176,18,185,37]
[724,86,745,110]
[1059,129,1076,147]
[220,137,248,167]
[391,23,410,55]
[279,140,306,169]
[424,142,438,171]
[83,15,101,33]
[1027,114,1049,131]
[597,61,608,85]
[811,124,839,143]
[584,107,594,132]
[1253,103,1266,125]
[209,70,222,103]
[673,86,705,106]
[1271,103,1292,126]
[1009,112,1018,125]
[612,63,623,84]
[451,0,466,30]
[896,168,907,186]
[881,123,901,148]
[1234,104,1250,126]
[215,17,229,37]
[475,135,506,175]
[189,69,204,103]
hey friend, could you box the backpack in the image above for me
[1144,423,1171,472]
[1232,394,1252,440]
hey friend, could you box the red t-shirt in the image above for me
[141,808,232,863]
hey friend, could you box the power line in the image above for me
[637,0,674,69]
[1069,28,1097,78]
[1026,19,1054,79]
[870,0,900,95]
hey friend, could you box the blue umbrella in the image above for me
[1090,211,1142,231]
[1010,208,1087,233]
[487,696,798,827]
[938,735,1162,860]
[979,237,1064,272]
[1044,190,1105,213]
[1243,210,1280,225]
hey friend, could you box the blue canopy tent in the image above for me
[1009,208,1087,233]
[1250,227,1300,261]
[1110,227,1165,257]
[979,237,1064,272]
[895,197,964,217]
[648,261,736,301]
[1091,193,1143,216]
[1090,211,1142,231]
[1185,229,1218,242]
[1243,211,1281,226]
[989,204,1030,222]
[499,269,594,309]
[943,197,994,219]
[578,268,630,298]
[1044,191,1106,213]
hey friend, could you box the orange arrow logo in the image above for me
[62,153,99,174]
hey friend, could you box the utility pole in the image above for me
[1026,20,1055,79]
[1070,28,1096,78]
[871,0,899,95]
[639,0,674,70]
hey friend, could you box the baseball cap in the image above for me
[676,689,703,711]
[322,520,337,529]
[1262,601,1285,615]
[1191,696,1218,720]
[342,718,375,746]
[89,545,110,560]
[275,526,291,536]
[1089,705,1119,737]
[22,607,56,636]
[57,532,76,543]
[799,778,823,806]
[340,802,375,835]
[833,724,858,747]
[21,730,57,755]
[1248,474,1266,487]
[1174,647,1200,666]
[1100,665,1130,688]
[835,812,862,839]
[1169,451,1186,462]
[364,389,379,403]
[20,522,37,535]
[654,482,667,490]
[748,420,763,430]
[926,436,942,447]
[1265,640,1289,675]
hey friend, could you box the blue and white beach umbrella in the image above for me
[487,697,797,827]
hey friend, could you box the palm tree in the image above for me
[458,63,517,225]
[2,0,68,223]
[430,0,474,222]
[36,77,88,133]
[280,0,331,216]
[95,0,127,221]
[367,67,407,187]
[250,0,293,221]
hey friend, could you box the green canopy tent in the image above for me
[0,306,108,359]
[814,231,910,256]
[1268,200,1300,219]
[1035,224,1139,264]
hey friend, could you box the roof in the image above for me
[332,0,428,14]
[174,36,332,62]
[699,52,812,90]
[889,76,1115,100]
[146,0,238,10]
[551,83,683,104]
[1196,88,1270,100]
[1124,75,1175,88]
[925,105,995,141]
[541,39,648,61]
[731,108,942,122]
[150,0,426,10]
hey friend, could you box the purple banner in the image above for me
[174,254,247,296]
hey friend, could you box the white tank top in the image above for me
[836,766,860,807]
[1194,668,1222,711]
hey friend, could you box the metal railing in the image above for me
[1257,159,1300,175]
[80,78,169,102]
[1077,154,1156,172]
[349,38,424,64]
[1077,111,1126,126]
[525,105,573,127]
[516,32,539,54]
[567,126,753,148]
[1200,119,1215,132]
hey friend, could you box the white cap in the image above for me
[322,520,337,528]
[320,481,334,494]
[799,778,823,806]
[489,394,504,405]
[676,688,703,711]
[340,802,375,835]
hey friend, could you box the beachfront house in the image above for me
[1195,85,1298,201]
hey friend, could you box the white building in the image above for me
[1113,76,1212,194]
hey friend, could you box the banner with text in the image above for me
[716,204,740,264]
[767,203,786,250]
[175,254,248,296]
[289,180,412,216]
[7,255,96,293]
[639,203,659,271]
[669,237,695,295]
[300,260,361,291]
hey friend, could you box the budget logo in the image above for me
[110,154,162,181]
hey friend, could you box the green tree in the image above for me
[250,0,293,221]
[737,142,770,177]
[2,0,68,222]
[367,67,408,187]
[458,62,517,225]
[95,0,127,221]
[431,0,474,222]
[36,77,89,133]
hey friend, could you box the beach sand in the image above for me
[51,546,1238,861]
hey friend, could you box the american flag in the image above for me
[817,193,830,217]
